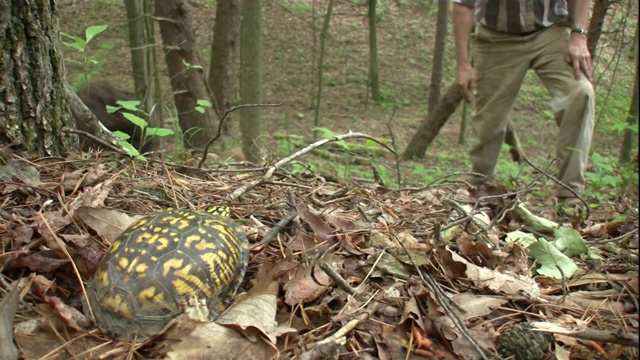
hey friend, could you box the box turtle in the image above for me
[87,207,250,342]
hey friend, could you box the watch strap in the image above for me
[571,27,587,35]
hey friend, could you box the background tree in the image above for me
[239,0,263,162]
[427,0,448,113]
[368,0,380,102]
[313,0,335,137]
[587,0,613,57]
[124,0,149,98]
[620,19,639,163]
[0,0,76,156]
[209,0,242,123]
[155,0,217,149]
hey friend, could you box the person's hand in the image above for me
[566,33,592,82]
[456,63,477,103]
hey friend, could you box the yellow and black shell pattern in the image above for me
[87,207,250,342]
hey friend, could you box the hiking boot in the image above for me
[458,174,489,187]
[557,197,587,218]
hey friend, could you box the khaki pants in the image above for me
[470,22,595,197]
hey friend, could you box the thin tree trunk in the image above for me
[368,0,380,102]
[155,0,217,149]
[208,0,242,121]
[313,0,334,137]
[620,18,639,163]
[239,0,263,163]
[0,0,76,156]
[124,0,148,98]
[428,0,448,113]
[587,0,612,58]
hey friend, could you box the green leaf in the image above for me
[505,230,538,248]
[118,141,138,155]
[196,99,212,107]
[552,228,587,258]
[195,106,205,114]
[146,128,174,137]
[60,32,86,49]
[122,112,147,129]
[85,25,108,44]
[113,130,131,140]
[116,100,141,112]
[61,41,86,53]
[106,105,121,114]
[313,127,337,138]
[529,238,578,279]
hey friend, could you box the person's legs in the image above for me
[532,25,595,198]
[469,26,531,183]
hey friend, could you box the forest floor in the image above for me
[0,1,637,359]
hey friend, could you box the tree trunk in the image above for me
[313,0,335,137]
[368,0,380,102]
[0,0,76,156]
[124,0,149,98]
[620,18,639,163]
[402,84,463,160]
[239,0,263,163]
[587,0,612,58]
[209,0,242,121]
[427,0,448,113]
[155,0,217,149]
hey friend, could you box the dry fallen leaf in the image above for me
[284,264,331,306]
[163,320,276,360]
[76,206,143,242]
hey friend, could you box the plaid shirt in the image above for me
[453,0,569,34]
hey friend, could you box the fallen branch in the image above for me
[228,131,393,200]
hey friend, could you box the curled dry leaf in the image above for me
[47,296,92,331]
[67,179,113,213]
[61,164,108,192]
[284,264,332,306]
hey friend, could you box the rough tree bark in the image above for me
[427,0,448,113]
[208,0,242,120]
[0,0,77,156]
[155,0,217,149]
[239,0,263,163]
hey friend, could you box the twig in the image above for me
[228,131,393,200]
[317,260,356,295]
[198,101,285,169]
[252,191,297,249]
[393,233,492,360]
[62,127,125,153]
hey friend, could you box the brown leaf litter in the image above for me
[0,150,638,360]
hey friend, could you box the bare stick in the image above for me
[228,131,394,200]
[198,101,285,169]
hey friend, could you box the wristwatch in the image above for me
[571,27,588,35]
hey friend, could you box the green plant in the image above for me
[106,101,174,160]
[585,152,638,202]
[61,25,108,88]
